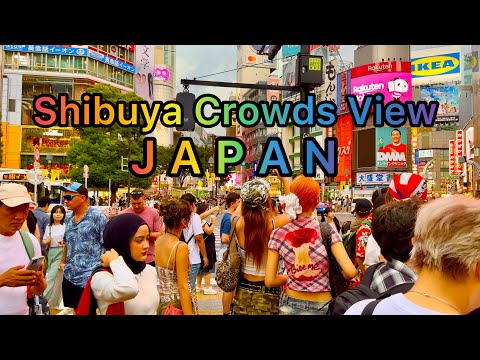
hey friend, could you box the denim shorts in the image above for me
[188,263,201,291]
[279,293,330,315]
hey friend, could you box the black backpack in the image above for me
[327,261,414,315]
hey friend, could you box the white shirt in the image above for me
[0,231,42,315]
[91,257,159,315]
[364,234,382,266]
[182,212,204,265]
[43,224,66,247]
[344,293,448,315]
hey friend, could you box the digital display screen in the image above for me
[2,173,28,181]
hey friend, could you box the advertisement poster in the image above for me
[376,127,407,169]
[351,72,412,106]
[420,86,459,126]
[135,45,154,105]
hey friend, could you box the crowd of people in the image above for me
[1,169,480,316]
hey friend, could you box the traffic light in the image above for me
[176,92,196,131]
[268,45,282,61]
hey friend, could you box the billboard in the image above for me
[466,127,475,160]
[376,127,407,169]
[135,45,154,104]
[411,46,461,85]
[351,71,412,106]
[282,58,297,99]
[337,69,351,114]
[336,114,353,182]
[420,86,459,126]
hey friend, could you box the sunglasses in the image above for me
[64,194,81,201]
[130,191,144,196]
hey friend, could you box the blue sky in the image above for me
[175,45,470,136]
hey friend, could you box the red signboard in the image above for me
[336,114,353,182]
[449,140,456,175]
[350,61,411,78]
[456,130,464,174]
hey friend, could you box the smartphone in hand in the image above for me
[26,256,44,271]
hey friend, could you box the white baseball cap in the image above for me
[0,183,37,207]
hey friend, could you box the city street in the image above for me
[196,210,356,315]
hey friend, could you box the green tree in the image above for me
[66,84,152,200]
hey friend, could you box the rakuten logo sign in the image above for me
[350,72,412,105]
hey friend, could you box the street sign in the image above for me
[34,145,40,163]
[27,170,44,185]
[414,149,419,165]
[83,165,89,173]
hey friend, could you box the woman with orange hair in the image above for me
[265,175,357,315]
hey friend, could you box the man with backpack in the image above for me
[331,199,421,315]
[0,183,47,315]
[341,198,372,288]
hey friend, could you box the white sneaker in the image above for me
[196,286,204,293]
[203,287,218,295]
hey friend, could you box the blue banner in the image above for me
[88,50,135,73]
[3,45,87,56]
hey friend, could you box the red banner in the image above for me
[350,61,411,78]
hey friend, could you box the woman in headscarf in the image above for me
[89,213,159,315]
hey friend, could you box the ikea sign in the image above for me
[411,52,460,78]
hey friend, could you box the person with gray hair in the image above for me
[345,195,480,315]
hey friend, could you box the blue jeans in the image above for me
[279,293,330,315]
[188,263,201,292]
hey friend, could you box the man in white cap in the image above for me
[0,183,47,315]
[59,182,108,312]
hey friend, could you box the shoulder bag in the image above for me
[215,215,241,292]
[19,229,50,315]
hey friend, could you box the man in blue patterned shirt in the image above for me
[59,182,108,311]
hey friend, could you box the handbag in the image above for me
[320,222,350,298]
[164,302,184,315]
[215,215,241,292]
[162,241,184,315]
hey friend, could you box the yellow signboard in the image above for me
[309,58,321,71]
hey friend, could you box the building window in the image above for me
[8,99,16,112]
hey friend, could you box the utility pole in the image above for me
[299,45,311,170]
[127,127,131,207]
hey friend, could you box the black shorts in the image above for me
[62,277,85,309]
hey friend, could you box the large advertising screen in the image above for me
[350,72,412,106]
[420,86,459,126]
[376,127,408,169]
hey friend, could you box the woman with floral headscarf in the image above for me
[88,213,160,315]
[230,177,291,315]
[265,175,357,315]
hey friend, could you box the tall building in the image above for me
[0,45,179,176]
